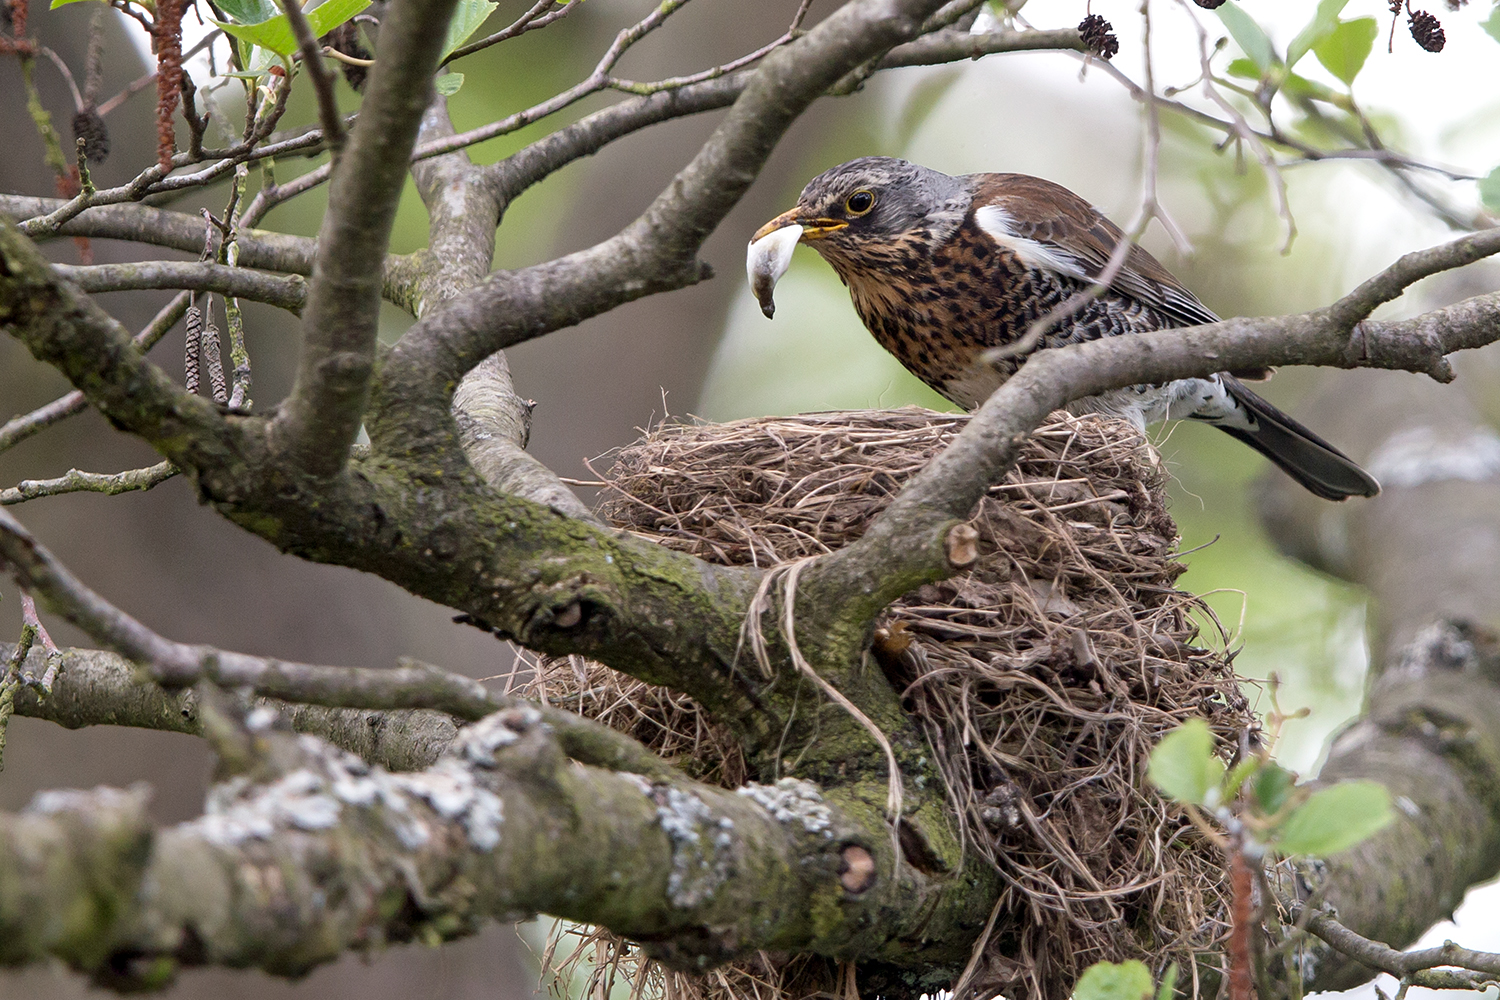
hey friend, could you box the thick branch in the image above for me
[0,711,992,985]
[3,213,778,748]
[0,290,187,456]
[0,641,672,777]
[406,101,594,518]
[453,353,597,521]
[271,0,461,476]
[1251,357,1500,989]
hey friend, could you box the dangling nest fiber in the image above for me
[516,407,1256,1000]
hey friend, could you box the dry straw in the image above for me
[517,407,1255,1000]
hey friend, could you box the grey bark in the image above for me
[1260,369,1500,991]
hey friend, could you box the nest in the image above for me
[517,407,1255,1000]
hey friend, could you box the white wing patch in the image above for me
[973,204,1090,281]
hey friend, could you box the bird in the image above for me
[748,156,1380,502]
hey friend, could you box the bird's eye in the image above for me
[845,190,875,216]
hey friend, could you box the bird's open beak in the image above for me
[753,207,846,242]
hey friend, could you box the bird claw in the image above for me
[746,224,802,319]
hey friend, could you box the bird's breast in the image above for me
[827,223,1076,407]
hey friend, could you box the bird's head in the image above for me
[752,156,969,263]
[746,157,970,318]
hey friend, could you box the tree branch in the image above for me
[271,0,462,476]
[0,640,675,778]
[1299,908,1500,989]
[872,25,1084,67]
[0,708,991,986]
[453,353,597,520]
[279,0,346,154]
[402,100,594,517]
[0,195,321,274]
[53,261,307,311]
[1,460,178,505]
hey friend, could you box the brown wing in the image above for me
[966,173,1222,330]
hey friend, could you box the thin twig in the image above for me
[0,291,189,456]
[279,0,345,153]
[445,0,580,63]
[0,461,179,506]
[1175,0,1295,251]
[982,0,1183,366]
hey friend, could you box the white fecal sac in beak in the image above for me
[745,224,802,319]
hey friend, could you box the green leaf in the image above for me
[1149,720,1225,807]
[1216,4,1279,71]
[1281,71,1341,103]
[304,0,370,40]
[1155,964,1179,1000]
[1286,0,1350,69]
[214,17,295,59]
[213,0,280,24]
[1483,7,1500,46]
[1225,58,1262,81]
[213,0,370,59]
[1273,780,1394,857]
[1251,763,1297,815]
[1075,961,1154,1000]
[49,0,104,10]
[1480,166,1500,215]
[439,0,498,62]
[434,71,465,95]
[1223,757,1261,797]
[1313,17,1378,86]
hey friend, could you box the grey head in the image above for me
[788,157,971,263]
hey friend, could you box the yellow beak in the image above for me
[753,207,847,242]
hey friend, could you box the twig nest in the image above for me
[525,407,1255,1000]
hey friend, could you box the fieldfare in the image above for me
[748,156,1379,501]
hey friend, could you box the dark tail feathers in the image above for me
[1207,376,1380,502]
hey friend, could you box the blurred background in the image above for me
[3,0,1500,996]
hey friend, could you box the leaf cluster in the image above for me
[1148,718,1394,859]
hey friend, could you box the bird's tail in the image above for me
[1204,376,1381,501]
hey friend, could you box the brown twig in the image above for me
[1296,908,1500,991]
[279,0,345,153]
[1228,842,1258,1000]
[444,0,581,63]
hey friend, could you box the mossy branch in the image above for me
[0,703,996,988]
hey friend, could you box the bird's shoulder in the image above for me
[962,172,1221,329]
